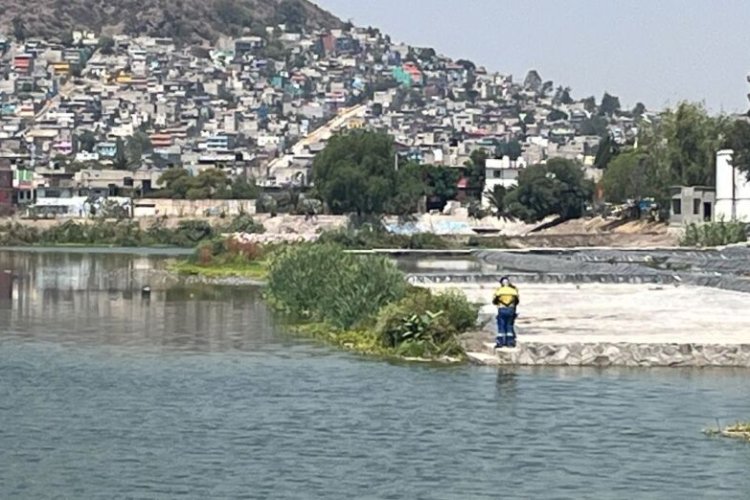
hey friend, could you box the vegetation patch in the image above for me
[704,422,750,442]
[681,220,748,247]
[0,214,264,248]
[264,242,478,361]
[171,235,268,279]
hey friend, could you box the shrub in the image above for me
[222,214,264,234]
[265,243,407,329]
[374,287,478,357]
[681,219,748,247]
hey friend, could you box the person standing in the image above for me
[492,276,519,348]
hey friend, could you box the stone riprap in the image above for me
[467,342,750,367]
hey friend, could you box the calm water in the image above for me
[1,251,750,500]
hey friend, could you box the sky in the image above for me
[313,0,750,113]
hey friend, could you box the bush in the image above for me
[266,243,407,329]
[221,214,265,234]
[374,287,478,357]
[681,220,748,247]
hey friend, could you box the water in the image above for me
[1,251,750,499]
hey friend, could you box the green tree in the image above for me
[721,119,750,180]
[112,138,129,170]
[312,130,398,215]
[659,102,723,186]
[599,92,621,116]
[582,96,597,113]
[632,102,646,117]
[157,167,192,198]
[523,70,542,92]
[77,130,97,153]
[505,158,594,222]
[12,16,26,42]
[425,166,460,209]
[485,185,508,219]
[547,109,569,122]
[464,149,488,199]
[126,132,152,168]
[231,176,260,199]
[192,168,231,199]
[277,0,306,31]
[99,35,115,55]
[389,162,427,215]
[593,133,618,169]
[601,150,665,203]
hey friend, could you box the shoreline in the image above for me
[465,341,750,368]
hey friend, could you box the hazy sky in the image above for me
[313,0,750,113]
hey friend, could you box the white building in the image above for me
[715,149,750,221]
[483,156,527,207]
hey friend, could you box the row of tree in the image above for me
[599,102,750,205]
[311,130,593,222]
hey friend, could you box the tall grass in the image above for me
[265,243,408,329]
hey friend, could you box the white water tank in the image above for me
[715,149,750,221]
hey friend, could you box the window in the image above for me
[671,199,682,215]
[693,199,701,215]
[493,170,502,178]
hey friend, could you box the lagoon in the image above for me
[1,251,750,499]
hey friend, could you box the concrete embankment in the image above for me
[466,342,750,368]
[427,246,750,368]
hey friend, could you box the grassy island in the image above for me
[175,237,480,361]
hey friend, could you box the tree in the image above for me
[505,158,594,222]
[464,149,489,199]
[632,102,646,117]
[547,109,569,122]
[582,96,597,113]
[495,140,523,161]
[231,176,260,199]
[593,133,618,169]
[158,167,192,198]
[277,0,306,31]
[77,130,97,153]
[723,119,750,179]
[659,102,722,186]
[99,35,115,55]
[485,185,508,219]
[126,132,152,168]
[553,86,573,105]
[312,130,398,215]
[599,92,621,116]
[541,80,554,97]
[579,115,609,137]
[389,162,427,215]
[112,138,129,170]
[523,70,542,92]
[12,16,26,42]
[601,150,663,203]
[425,166,460,209]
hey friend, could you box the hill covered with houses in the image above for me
[0,0,649,218]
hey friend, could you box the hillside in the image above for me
[0,0,342,43]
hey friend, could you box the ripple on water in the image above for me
[1,252,750,499]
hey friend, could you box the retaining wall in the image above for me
[468,342,750,368]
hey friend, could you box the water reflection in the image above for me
[0,250,277,353]
[495,368,519,399]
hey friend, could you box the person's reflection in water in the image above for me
[495,367,519,399]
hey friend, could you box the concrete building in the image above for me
[669,186,715,226]
[483,156,526,207]
[715,149,750,221]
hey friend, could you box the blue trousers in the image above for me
[496,307,517,347]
